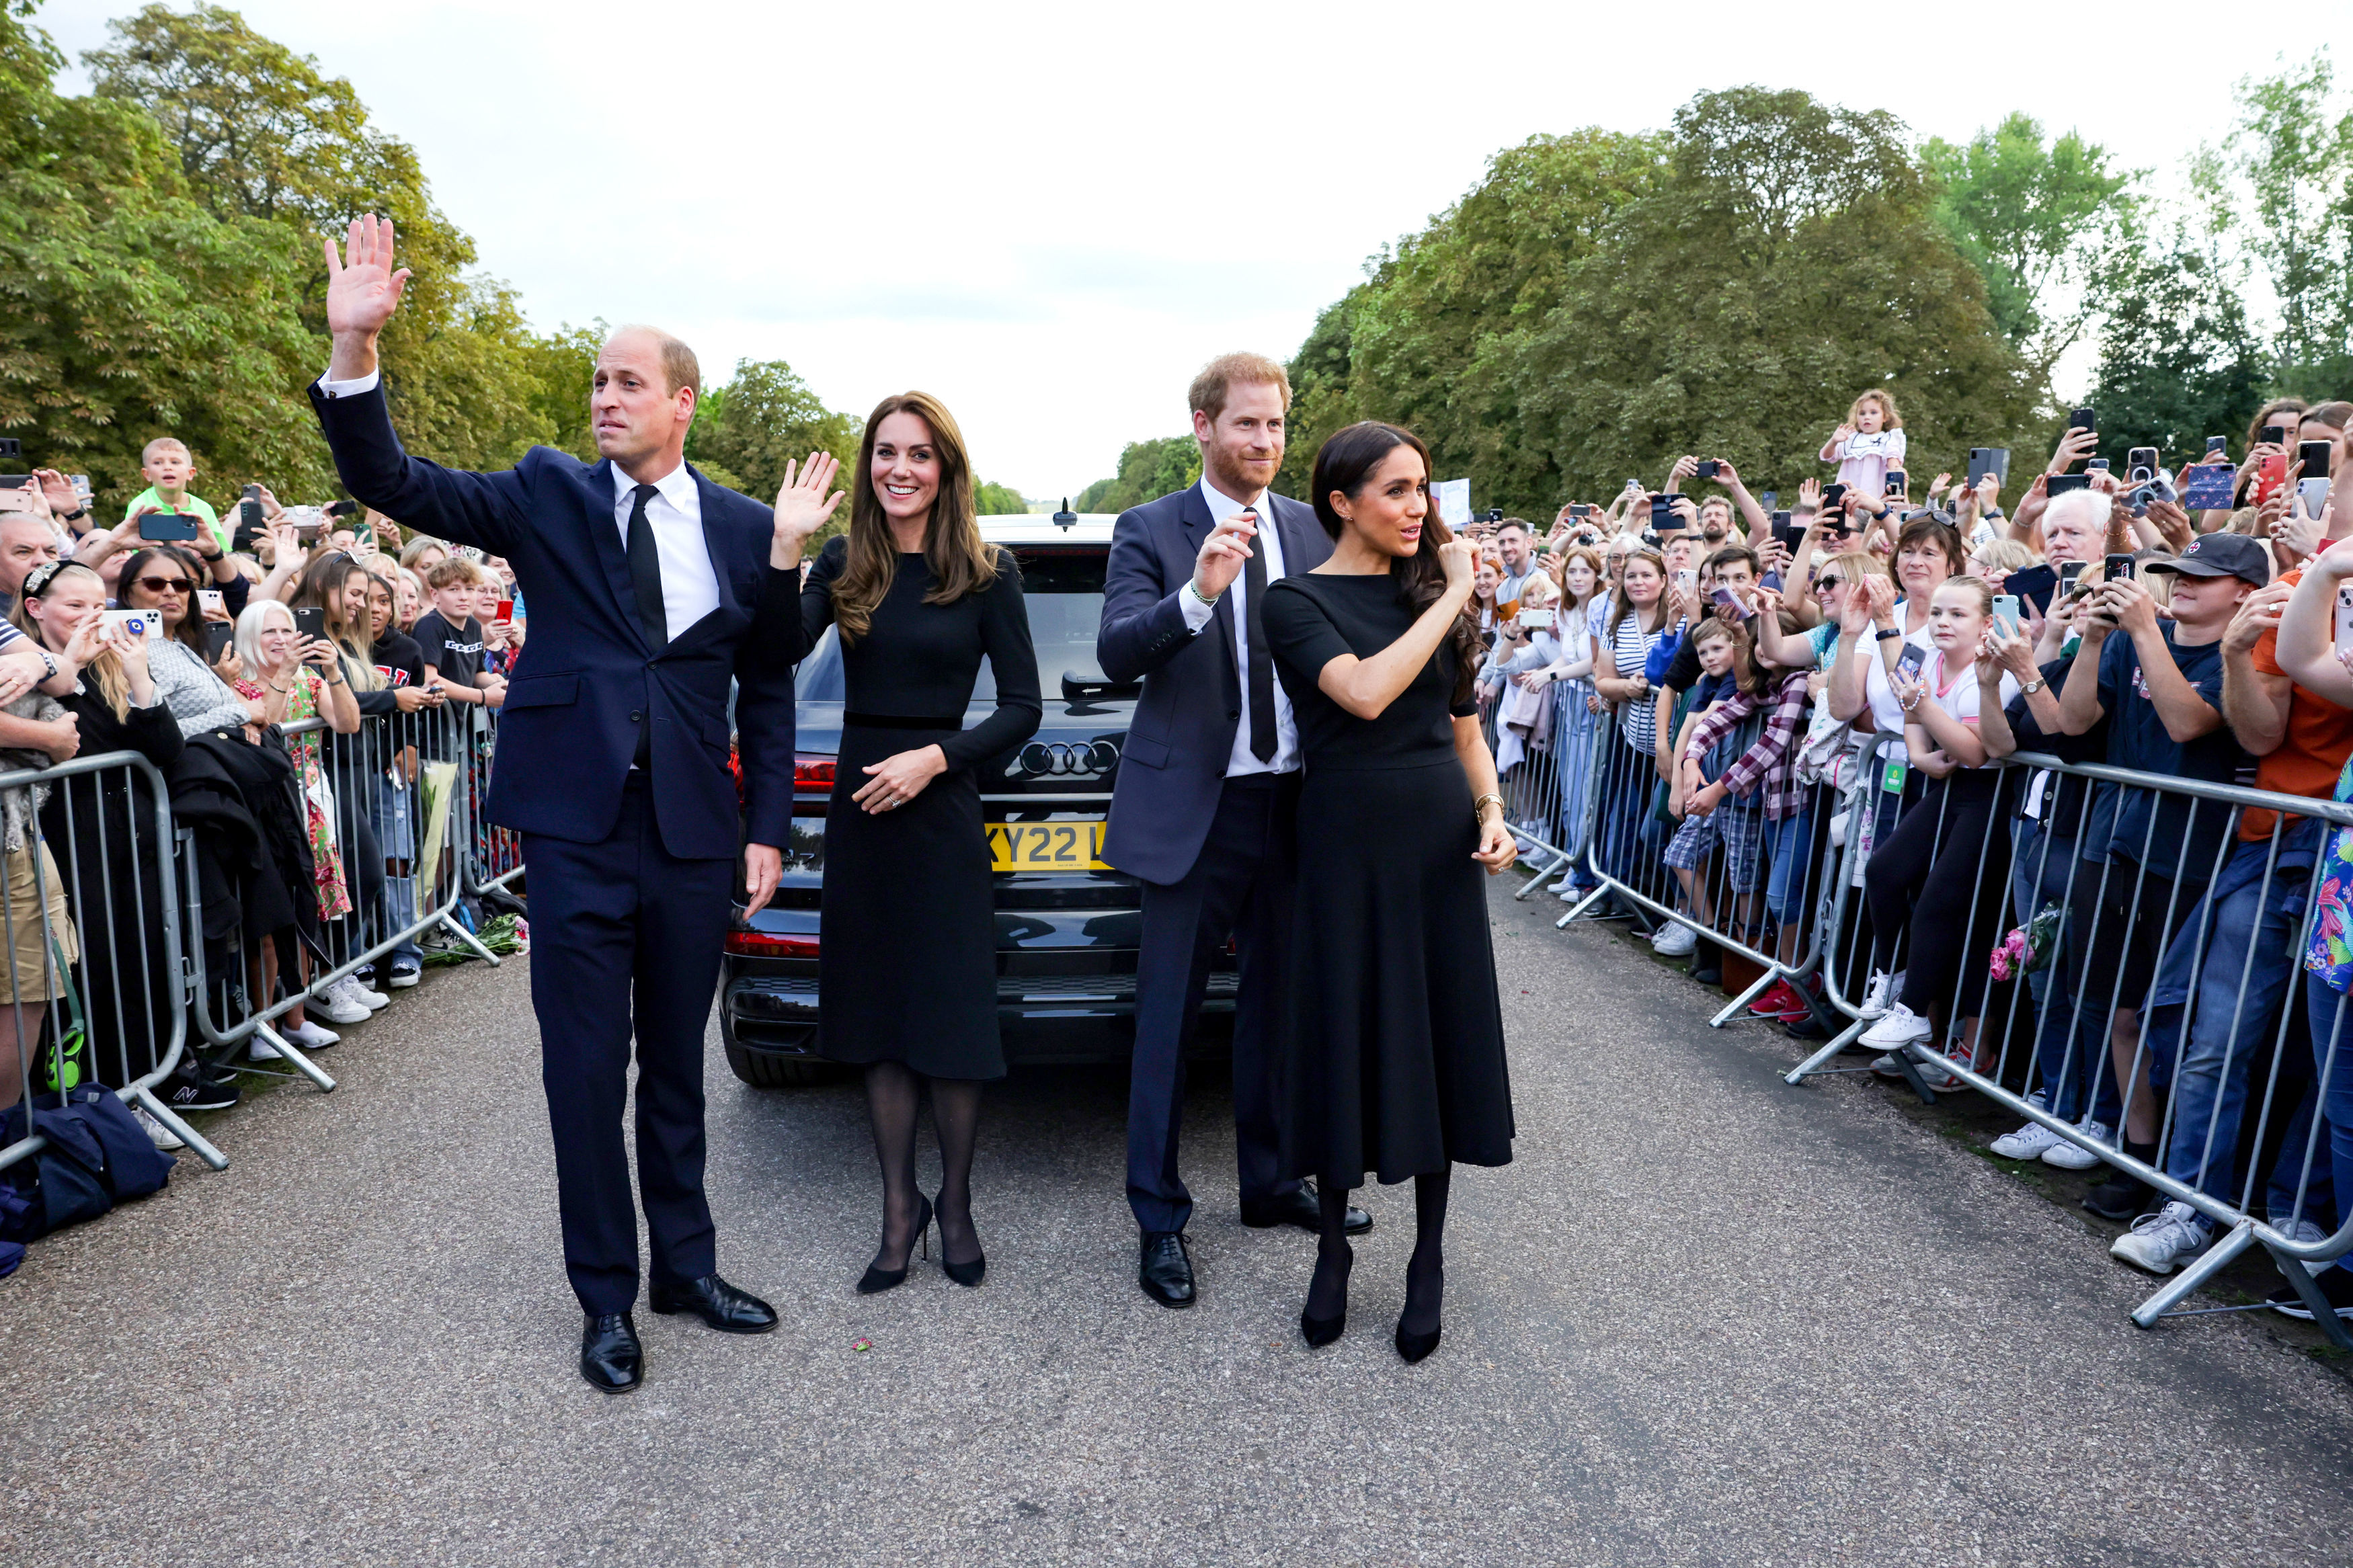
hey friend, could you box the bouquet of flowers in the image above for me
[1989,902,2063,983]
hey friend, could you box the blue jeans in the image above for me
[1761,811,1814,927]
[2301,973,2353,1276]
[376,772,424,970]
[2144,827,2318,1209]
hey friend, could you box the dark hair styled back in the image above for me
[1309,421,1483,705]
[118,545,210,658]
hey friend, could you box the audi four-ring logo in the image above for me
[1014,740,1120,778]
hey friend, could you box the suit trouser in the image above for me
[521,776,731,1315]
[1126,772,1301,1234]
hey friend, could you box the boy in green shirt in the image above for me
[121,437,225,554]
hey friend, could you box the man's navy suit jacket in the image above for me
[308,382,795,862]
[1096,485,1330,885]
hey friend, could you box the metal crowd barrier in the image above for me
[0,750,215,1171]
[1546,677,2353,1350]
[182,702,505,1089]
[1553,682,1845,1030]
[3,698,523,1204]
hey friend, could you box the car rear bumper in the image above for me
[722,964,1237,1068]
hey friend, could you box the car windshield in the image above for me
[793,544,1116,703]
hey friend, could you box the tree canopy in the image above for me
[1085,67,2351,511]
[0,3,873,519]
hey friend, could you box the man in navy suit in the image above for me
[1098,352,1370,1310]
[310,216,823,1391]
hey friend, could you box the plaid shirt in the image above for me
[1681,669,1812,819]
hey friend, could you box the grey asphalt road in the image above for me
[4,887,2350,1567]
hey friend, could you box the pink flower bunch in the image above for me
[1988,926,2032,983]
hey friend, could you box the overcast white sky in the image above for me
[32,1,2309,499]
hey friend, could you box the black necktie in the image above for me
[626,483,668,649]
[1242,509,1276,761]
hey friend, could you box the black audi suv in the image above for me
[721,514,1236,1087]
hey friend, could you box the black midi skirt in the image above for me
[1281,757,1515,1187]
[817,720,1004,1080]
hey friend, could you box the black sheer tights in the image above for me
[1304,1165,1451,1333]
[862,1062,984,1272]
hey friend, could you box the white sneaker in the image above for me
[2111,1200,2214,1274]
[1990,1099,2065,1161]
[387,964,422,989]
[338,975,391,1012]
[278,1018,341,1052]
[2041,1119,2110,1171]
[1651,921,1698,957]
[2272,1214,2331,1276]
[1860,1003,1932,1050]
[313,983,370,1026]
[132,1103,184,1151]
[1548,872,1578,893]
[1858,969,1897,1020]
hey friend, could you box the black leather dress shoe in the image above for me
[1138,1230,1195,1309]
[1240,1180,1372,1237]
[580,1312,642,1394]
[648,1273,780,1334]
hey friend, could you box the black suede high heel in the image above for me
[1299,1246,1352,1348]
[856,1194,932,1295]
[934,1193,986,1287]
[1393,1319,1441,1363]
[1394,1264,1442,1364]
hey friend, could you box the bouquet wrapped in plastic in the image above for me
[1989,902,2063,983]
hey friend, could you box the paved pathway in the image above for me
[3,889,2348,1565]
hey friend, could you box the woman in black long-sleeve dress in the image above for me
[769,392,1042,1293]
[1261,421,1517,1364]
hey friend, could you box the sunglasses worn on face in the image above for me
[1816,575,1844,590]
[134,576,191,593]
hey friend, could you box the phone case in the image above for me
[2179,464,2237,511]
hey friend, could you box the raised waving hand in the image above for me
[768,452,847,569]
[323,214,412,379]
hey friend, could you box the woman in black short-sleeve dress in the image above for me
[770,393,1041,1296]
[1261,421,1515,1364]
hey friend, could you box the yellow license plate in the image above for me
[988,819,1109,872]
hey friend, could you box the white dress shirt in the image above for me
[1178,475,1299,777]
[316,365,721,638]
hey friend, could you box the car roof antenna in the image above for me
[1053,497,1076,531]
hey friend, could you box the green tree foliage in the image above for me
[1183,92,2038,521]
[684,358,862,532]
[514,321,603,462]
[0,3,328,511]
[1279,129,1669,503]
[1919,113,2136,380]
[83,2,554,473]
[1076,435,1199,514]
[2086,240,2265,465]
[973,479,1028,515]
[1509,89,2035,509]
[2212,56,2353,393]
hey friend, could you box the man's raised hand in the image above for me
[323,214,411,379]
[769,452,846,569]
[1192,509,1258,602]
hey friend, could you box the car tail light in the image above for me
[726,931,819,958]
[794,755,836,790]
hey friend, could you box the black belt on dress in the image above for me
[843,712,965,731]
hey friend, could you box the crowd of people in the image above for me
[0,437,523,1186]
[1472,389,2353,1321]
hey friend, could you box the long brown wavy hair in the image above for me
[829,391,1000,646]
[1308,421,1484,705]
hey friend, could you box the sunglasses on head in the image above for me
[134,575,191,593]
